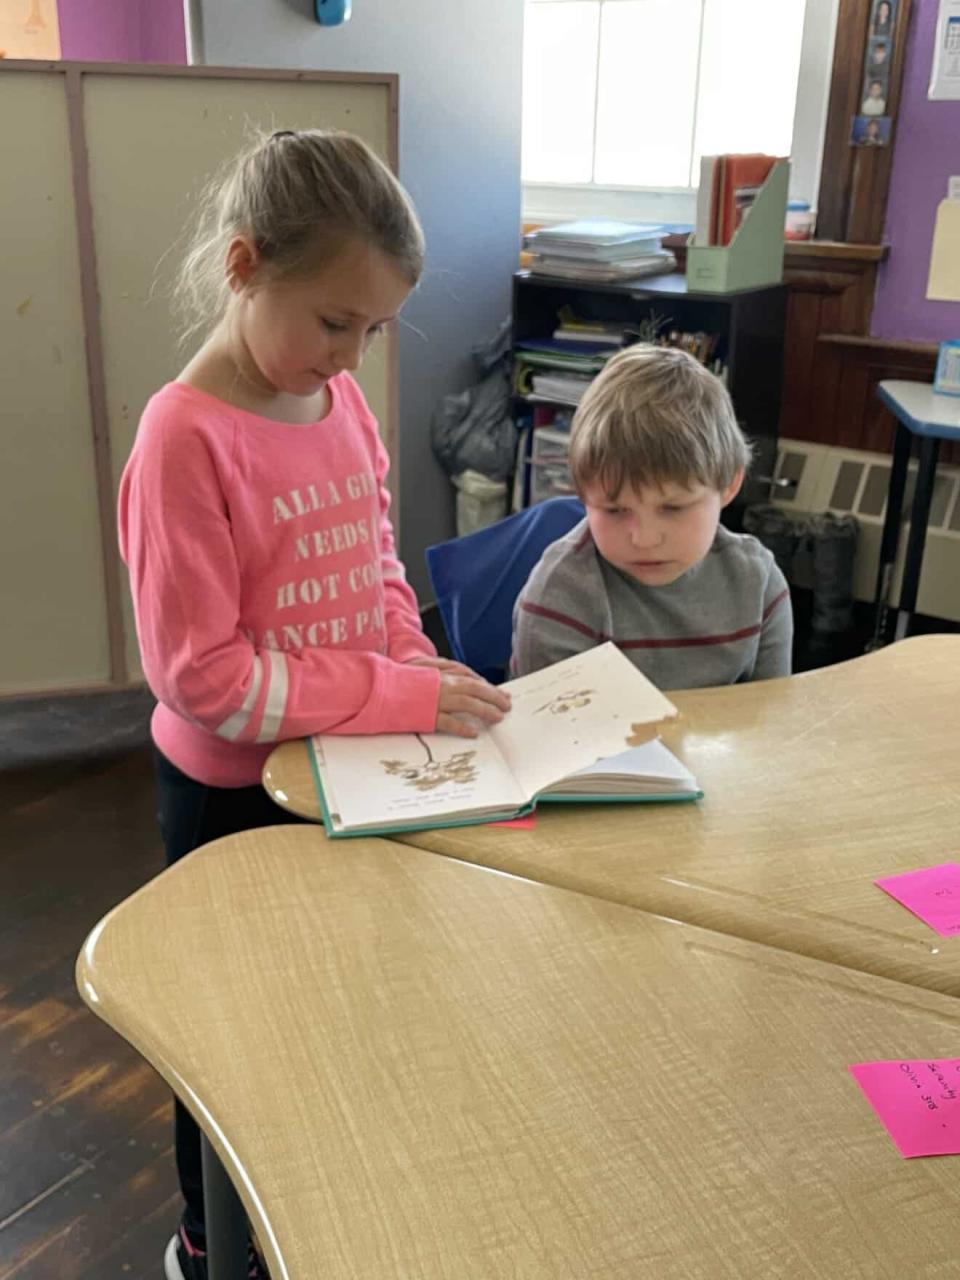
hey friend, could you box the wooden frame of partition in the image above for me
[0,60,400,696]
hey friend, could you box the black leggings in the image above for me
[152,746,306,1246]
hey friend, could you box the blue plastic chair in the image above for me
[426,497,585,684]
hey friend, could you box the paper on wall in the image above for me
[930,0,960,100]
[927,199,960,301]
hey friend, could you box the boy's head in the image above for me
[868,79,884,98]
[569,344,750,586]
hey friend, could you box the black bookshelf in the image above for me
[512,271,788,526]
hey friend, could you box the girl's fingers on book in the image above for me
[440,674,511,712]
[439,682,508,721]
[438,692,506,724]
[436,712,480,739]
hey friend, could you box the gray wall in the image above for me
[198,0,523,599]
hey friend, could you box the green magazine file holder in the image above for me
[686,161,790,294]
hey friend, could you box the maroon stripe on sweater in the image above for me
[620,624,762,650]
[762,586,790,621]
[520,601,770,650]
[520,603,607,642]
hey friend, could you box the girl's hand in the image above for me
[405,655,476,679]
[435,672,511,739]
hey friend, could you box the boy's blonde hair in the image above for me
[174,129,424,341]
[569,344,752,499]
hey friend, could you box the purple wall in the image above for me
[872,0,960,341]
[141,0,188,65]
[58,0,186,64]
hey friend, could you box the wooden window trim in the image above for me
[816,0,913,243]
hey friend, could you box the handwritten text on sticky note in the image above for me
[874,863,960,936]
[850,1059,960,1157]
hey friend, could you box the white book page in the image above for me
[562,739,697,786]
[314,731,526,830]
[491,643,678,799]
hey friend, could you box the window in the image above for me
[522,0,838,223]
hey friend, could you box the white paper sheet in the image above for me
[930,0,960,100]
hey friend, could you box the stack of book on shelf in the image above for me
[514,310,631,406]
[514,337,614,405]
[695,154,784,246]
[524,219,676,283]
[553,314,633,346]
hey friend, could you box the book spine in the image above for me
[695,156,716,246]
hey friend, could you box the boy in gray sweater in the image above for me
[511,344,793,688]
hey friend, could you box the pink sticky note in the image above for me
[874,862,960,936]
[489,815,537,830]
[849,1059,960,1157]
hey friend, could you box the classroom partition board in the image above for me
[82,70,395,681]
[0,62,398,695]
[0,70,110,693]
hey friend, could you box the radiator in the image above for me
[770,439,960,624]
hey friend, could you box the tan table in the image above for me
[264,635,960,996]
[78,824,960,1278]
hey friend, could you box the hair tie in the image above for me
[270,130,296,142]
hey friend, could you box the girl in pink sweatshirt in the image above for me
[118,129,508,1280]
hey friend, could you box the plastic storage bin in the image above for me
[531,427,572,465]
[529,428,574,504]
[785,200,816,241]
[453,469,509,535]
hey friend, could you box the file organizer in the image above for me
[686,161,790,295]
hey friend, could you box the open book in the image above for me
[308,644,701,838]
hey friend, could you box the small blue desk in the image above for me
[872,379,960,646]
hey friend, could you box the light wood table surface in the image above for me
[264,635,960,997]
[78,824,960,1278]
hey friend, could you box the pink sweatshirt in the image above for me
[118,376,440,787]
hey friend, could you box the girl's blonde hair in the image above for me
[174,129,425,341]
[569,343,752,499]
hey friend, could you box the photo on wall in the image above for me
[851,0,900,144]
[862,75,888,113]
[866,39,892,83]
[851,114,892,146]
[872,0,896,36]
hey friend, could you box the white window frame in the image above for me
[522,0,839,225]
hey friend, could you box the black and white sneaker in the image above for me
[163,1225,270,1279]
[164,1227,207,1280]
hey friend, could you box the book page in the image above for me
[927,199,960,301]
[563,739,697,787]
[314,730,526,831]
[491,643,677,799]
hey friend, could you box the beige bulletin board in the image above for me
[0,69,109,693]
[0,62,398,696]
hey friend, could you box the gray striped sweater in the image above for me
[511,519,792,690]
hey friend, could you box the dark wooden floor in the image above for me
[0,748,178,1280]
